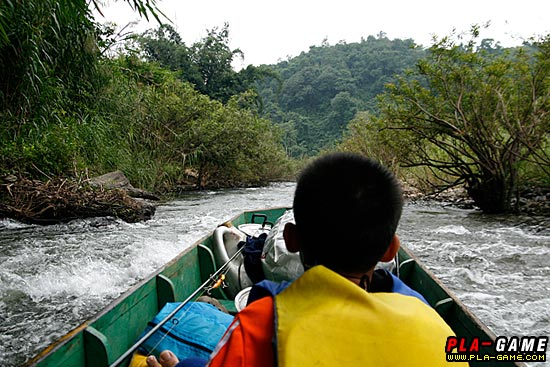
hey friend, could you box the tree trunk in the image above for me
[197,163,205,190]
[466,174,514,213]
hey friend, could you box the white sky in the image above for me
[98,0,550,67]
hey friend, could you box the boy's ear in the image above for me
[380,234,400,262]
[283,222,301,253]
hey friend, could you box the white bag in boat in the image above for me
[261,210,304,282]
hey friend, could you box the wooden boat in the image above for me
[24,207,525,367]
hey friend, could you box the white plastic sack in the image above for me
[261,210,304,282]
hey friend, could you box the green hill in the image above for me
[257,35,426,156]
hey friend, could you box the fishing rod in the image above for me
[109,243,246,367]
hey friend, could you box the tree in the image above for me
[519,36,550,180]
[139,23,276,106]
[138,24,202,86]
[328,91,358,133]
[338,112,400,172]
[379,30,550,213]
[190,23,243,102]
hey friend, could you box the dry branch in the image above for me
[0,177,155,224]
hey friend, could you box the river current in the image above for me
[0,182,548,366]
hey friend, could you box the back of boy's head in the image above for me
[292,153,403,273]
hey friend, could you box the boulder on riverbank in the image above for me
[0,173,157,225]
[89,170,161,201]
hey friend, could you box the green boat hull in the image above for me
[24,207,523,367]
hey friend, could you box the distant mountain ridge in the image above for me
[256,35,508,156]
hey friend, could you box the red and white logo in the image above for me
[445,336,548,363]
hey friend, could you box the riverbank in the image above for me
[1,173,549,225]
[0,173,157,225]
[403,184,550,218]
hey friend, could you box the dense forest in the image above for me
[1,1,549,214]
[256,34,426,156]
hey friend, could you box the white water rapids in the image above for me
[0,183,548,366]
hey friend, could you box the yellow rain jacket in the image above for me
[275,265,462,367]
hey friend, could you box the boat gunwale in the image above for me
[24,207,287,367]
[398,245,527,367]
[24,206,525,367]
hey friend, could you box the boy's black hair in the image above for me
[292,152,403,273]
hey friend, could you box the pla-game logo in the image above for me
[445,336,548,363]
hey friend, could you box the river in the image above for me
[0,182,548,366]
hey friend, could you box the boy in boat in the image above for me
[147,152,465,367]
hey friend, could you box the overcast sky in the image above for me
[99,0,550,67]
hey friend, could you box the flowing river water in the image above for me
[0,182,549,366]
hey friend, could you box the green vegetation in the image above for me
[339,29,550,213]
[257,34,425,156]
[1,1,548,214]
[0,0,292,192]
[138,23,277,105]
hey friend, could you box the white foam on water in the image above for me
[434,225,471,235]
[23,236,188,302]
[24,259,128,301]
[493,225,550,241]
[0,218,34,230]
[1,188,548,367]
